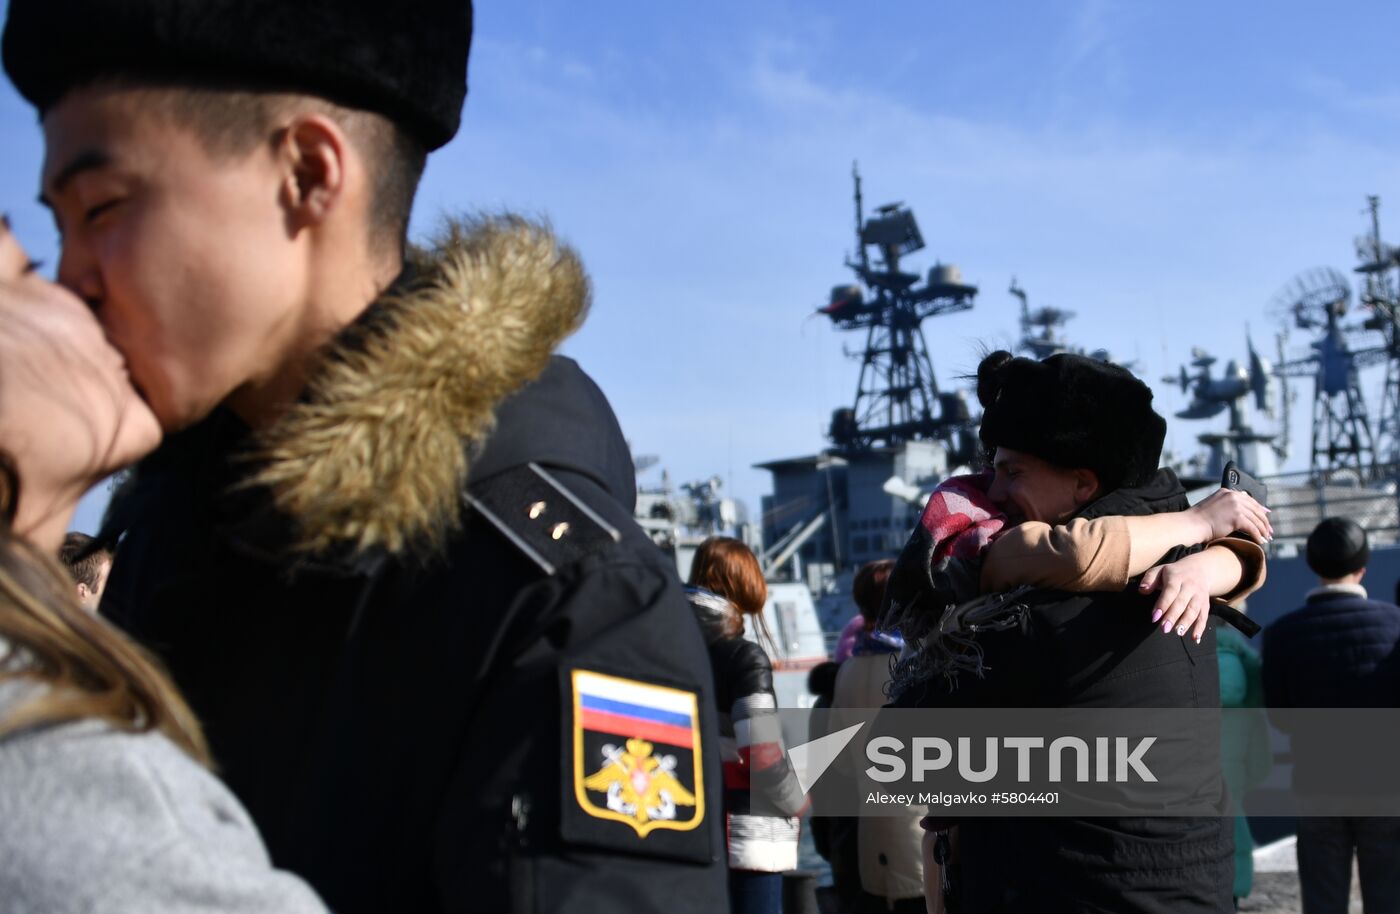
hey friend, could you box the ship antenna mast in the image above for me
[853,162,868,274]
[1009,276,1029,327]
[818,170,979,456]
[1357,195,1400,467]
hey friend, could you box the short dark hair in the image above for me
[1306,516,1370,580]
[852,558,895,624]
[57,532,112,589]
[807,660,839,699]
[125,82,427,251]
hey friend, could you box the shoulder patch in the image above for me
[463,463,621,575]
[570,669,705,837]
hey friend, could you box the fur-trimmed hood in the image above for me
[238,214,589,559]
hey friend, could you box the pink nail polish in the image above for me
[1151,609,1164,624]
[1162,620,1172,633]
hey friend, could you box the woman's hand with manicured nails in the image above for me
[1138,548,1242,643]
[1185,487,1273,544]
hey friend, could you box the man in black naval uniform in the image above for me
[2,2,729,911]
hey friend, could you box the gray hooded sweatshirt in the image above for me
[0,677,327,913]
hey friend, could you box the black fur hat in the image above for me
[977,350,1166,493]
[2,0,472,150]
[1306,517,1370,579]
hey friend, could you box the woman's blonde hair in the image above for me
[0,457,208,763]
[688,536,776,654]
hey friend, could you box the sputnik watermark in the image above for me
[864,735,1157,784]
[763,708,1400,818]
[762,707,1229,817]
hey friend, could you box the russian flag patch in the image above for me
[571,669,705,837]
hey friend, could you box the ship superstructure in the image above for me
[632,457,826,709]
[639,181,1400,684]
[757,168,986,627]
[755,182,1400,633]
[1164,198,1400,556]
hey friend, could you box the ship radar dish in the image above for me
[1271,252,1384,479]
[1267,267,1352,332]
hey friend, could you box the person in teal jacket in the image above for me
[1217,622,1272,907]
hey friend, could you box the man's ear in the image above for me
[75,582,90,601]
[276,113,349,230]
[1072,468,1100,507]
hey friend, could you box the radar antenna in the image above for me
[819,165,978,458]
[1269,266,1380,479]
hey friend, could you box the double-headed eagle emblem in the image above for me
[583,737,698,825]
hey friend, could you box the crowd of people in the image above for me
[0,1,1397,913]
[804,349,1272,914]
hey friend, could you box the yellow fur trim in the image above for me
[244,215,589,557]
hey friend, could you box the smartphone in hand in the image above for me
[1221,460,1268,508]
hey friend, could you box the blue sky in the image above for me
[3,1,1400,531]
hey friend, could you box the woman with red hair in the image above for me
[687,536,805,914]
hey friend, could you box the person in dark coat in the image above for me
[1,3,729,912]
[806,659,864,914]
[1263,517,1400,914]
[889,350,1250,914]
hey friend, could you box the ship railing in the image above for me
[1256,462,1400,550]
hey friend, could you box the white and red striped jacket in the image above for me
[687,588,807,872]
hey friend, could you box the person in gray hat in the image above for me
[1264,517,1400,914]
[0,2,728,911]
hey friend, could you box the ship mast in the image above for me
[1357,196,1400,468]
[818,166,978,458]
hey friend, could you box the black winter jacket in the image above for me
[689,589,804,871]
[904,469,1234,914]
[100,220,728,914]
[1262,587,1400,795]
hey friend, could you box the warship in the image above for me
[632,172,1400,906]
[755,176,1400,633]
[637,175,1400,714]
[632,461,827,711]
